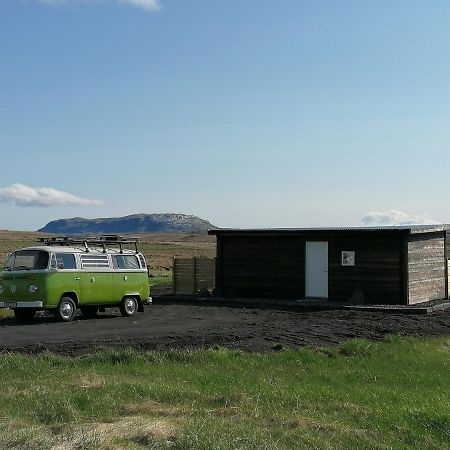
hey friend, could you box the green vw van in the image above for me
[0,236,151,322]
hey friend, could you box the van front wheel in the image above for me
[119,297,137,317]
[56,297,77,322]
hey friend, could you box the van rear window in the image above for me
[112,255,140,270]
[138,255,146,268]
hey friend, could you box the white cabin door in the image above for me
[305,242,328,298]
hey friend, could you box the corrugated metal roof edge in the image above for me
[208,225,450,235]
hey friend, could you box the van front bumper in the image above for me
[0,301,43,308]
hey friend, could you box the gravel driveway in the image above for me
[0,303,449,355]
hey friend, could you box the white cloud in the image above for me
[0,184,103,207]
[361,209,439,227]
[118,0,160,11]
[33,0,161,12]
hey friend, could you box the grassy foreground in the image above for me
[0,337,448,449]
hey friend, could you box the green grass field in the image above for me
[0,336,448,449]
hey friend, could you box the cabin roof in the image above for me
[209,224,450,236]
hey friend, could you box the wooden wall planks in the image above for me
[219,233,404,303]
[215,230,448,305]
[408,233,446,304]
[173,257,215,295]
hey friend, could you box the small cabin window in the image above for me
[80,254,110,269]
[52,253,76,270]
[112,255,140,270]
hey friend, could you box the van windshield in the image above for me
[4,250,49,271]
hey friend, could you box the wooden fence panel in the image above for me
[173,257,216,295]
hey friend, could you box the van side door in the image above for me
[111,254,144,301]
[79,254,114,305]
[47,253,80,307]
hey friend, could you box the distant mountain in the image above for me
[38,214,216,234]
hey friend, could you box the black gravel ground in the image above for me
[0,303,449,356]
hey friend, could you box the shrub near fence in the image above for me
[173,257,215,295]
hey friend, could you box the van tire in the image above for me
[80,306,98,318]
[56,297,77,322]
[14,309,36,322]
[119,297,138,317]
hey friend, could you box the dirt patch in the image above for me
[123,401,188,417]
[73,374,105,390]
[0,416,176,450]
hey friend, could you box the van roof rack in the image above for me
[38,235,140,253]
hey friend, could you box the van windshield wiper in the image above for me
[2,266,11,271]
[13,266,31,271]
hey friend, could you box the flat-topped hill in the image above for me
[38,213,216,234]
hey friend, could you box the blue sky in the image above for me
[1,0,450,230]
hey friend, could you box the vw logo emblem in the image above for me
[10,285,16,293]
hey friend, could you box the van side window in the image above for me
[80,254,110,269]
[54,253,76,270]
[112,255,140,270]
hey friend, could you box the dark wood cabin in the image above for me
[209,226,449,305]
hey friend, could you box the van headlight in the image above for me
[28,284,38,294]
[0,285,3,295]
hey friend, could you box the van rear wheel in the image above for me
[119,297,138,317]
[14,309,36,322]
[56,297,77,322]
[80,306,98,318]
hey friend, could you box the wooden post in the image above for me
[173,257,176,294]
[193,257,197,295]
[402,233,410,305]
[445,230,448,300]
[215,238,222,296]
